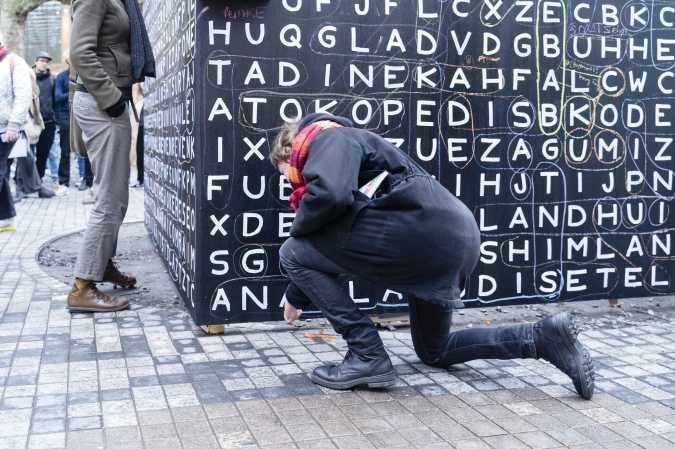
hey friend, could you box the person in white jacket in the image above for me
[0,34,33,231]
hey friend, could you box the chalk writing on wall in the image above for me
[145,0,675,324]
[144,0,198,314]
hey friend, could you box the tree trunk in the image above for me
[0,0,27,57]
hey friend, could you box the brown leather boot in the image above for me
[102,260,137,289]
[68,279,129,312]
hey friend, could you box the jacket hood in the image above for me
[298,113,353,131]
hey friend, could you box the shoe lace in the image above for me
[107,260,119,273]
[105,261,130,281]
[90,284,117,304]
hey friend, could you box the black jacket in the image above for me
[288,113,481,308]
[36,69,55,124]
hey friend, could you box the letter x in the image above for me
[484,0,503,20]
[210,214,230,236]
[243,137,266,161]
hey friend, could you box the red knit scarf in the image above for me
[0,44,8,62]
[287,120,342,210]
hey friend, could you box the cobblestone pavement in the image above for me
[1,187,675,449]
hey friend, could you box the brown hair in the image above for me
[270,121,298,168]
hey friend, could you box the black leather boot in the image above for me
[311,349,396,390]
[534,312,595,400]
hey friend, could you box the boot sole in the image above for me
[549,313,595,400]
[310,371,396,390]
[67,304,129,313]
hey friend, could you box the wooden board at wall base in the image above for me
[200,324,225,335]
[372,314,410,330]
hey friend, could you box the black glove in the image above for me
[105,98,126,118]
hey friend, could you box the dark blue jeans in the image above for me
[0,140,16,221]
[280,237,536,364]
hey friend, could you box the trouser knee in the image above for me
[89,209,125,227]
[279,238,300,272]
[412,342,444,368]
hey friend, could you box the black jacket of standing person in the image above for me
[287,113,481,309]
[36,69,55,124]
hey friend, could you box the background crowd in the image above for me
[0,34,144,232]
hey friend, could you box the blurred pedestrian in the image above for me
[13,69,44,203]
[68,0,155,312]
[55,56,72,188]
[12,70,55,201]
[34,52,57,181]
[0,35,32,231]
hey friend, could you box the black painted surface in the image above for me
[144,0,675,324]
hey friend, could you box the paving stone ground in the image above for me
[1,185,675,449]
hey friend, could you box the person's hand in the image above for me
[105,98,126,118]
[284,302,303,324]
[4,131,18,142]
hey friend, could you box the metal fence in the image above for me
[24,0,63,64]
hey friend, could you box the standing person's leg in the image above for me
[18,146,55,198]
[84,155,93,187]
[58,124,71,187]
[77,156,87,189]
[408,297,595,399]
[35,123,56,179]
[81,154,95,204]
[0,141,17,228]
[16,146,42,194]
[75,95,130,277]
[69,92,132,312]
[13,157,26,199]
[78,156,85,179]
[6,157,20,202]
[279,237,395,389]
[47,133,60,184]
[17,152,42,194]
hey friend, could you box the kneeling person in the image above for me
[273,113,595,400]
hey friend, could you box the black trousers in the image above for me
[0,140,16,221]
[35,122,56,179]
[58,124,71,186]
[280,237,536,364]
[13,146,43,194]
